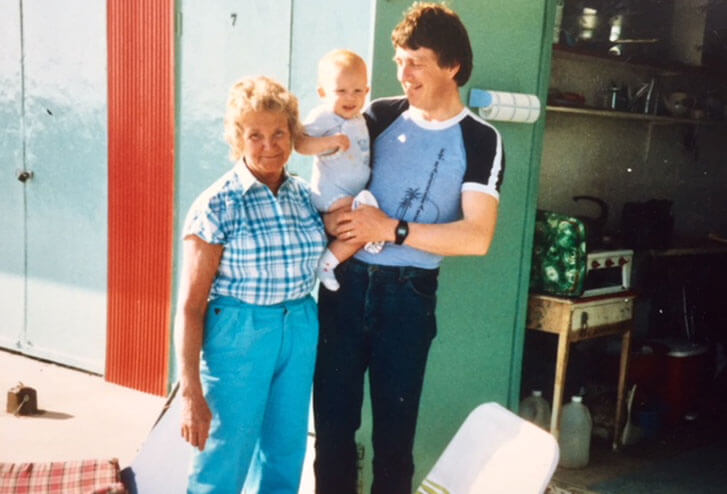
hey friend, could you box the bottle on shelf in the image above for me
[558,395,593,468]
[553,0,564,44]
[519,389,551,431]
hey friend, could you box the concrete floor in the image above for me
[5,347,724,494]
[0,348,571,494]
[0,349,166,468]
[1,348,556,493]
[549,386,727,494]
[0,349,319,493]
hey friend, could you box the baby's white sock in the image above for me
[316,249,340,291]
[353,190,384,254]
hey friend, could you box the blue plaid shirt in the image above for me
[183,161,327,306]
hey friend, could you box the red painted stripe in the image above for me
[106,0,175,396]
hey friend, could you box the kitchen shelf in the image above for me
[546,105,724,162]
[546,105,725,126]
[547,38,726,164]
[552,45,727,80]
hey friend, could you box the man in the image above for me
[313,3,505,494]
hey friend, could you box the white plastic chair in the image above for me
[417,402,559,494]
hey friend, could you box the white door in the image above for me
[176,0,293,214]
[0,1,25,352]
[0,0,108,373]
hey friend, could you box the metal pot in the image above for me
[663,92,694,117]
[607,84,629,111]
[577,7,602,41]
[608,13,627,42]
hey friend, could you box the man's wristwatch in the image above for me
[394,219,409,245]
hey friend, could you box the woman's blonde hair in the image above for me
[224,75,301,162]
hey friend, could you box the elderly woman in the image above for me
[176,75,327,493]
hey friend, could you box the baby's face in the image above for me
[319,66,369,120]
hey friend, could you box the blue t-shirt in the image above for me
[355,97,505,269]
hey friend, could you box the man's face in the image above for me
[394,45,458,114]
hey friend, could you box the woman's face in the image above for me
[240,110,292,189]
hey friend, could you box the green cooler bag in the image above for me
[529,210,587,297]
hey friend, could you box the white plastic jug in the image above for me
[558,395,592,468]
[519,390,551,430]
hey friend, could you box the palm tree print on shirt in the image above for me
[396,187,422,218]
[395,148,444,222]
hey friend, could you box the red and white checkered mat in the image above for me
[0,459,126,494]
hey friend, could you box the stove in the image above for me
[582,249,633,297]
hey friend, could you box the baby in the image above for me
[297,49,381,291]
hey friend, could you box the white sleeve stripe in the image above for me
[462,182,500,200]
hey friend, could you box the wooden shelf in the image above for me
[546,105,725,126]
[552,45,727,80]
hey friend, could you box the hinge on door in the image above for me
[356,442,365,494]
[175,10,182,37]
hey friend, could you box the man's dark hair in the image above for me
[391,2,473,86]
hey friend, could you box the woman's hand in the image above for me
[181,385,212,451]
[336,205,396,245]
[175,235,223,452]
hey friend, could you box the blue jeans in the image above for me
[187,295,318,494]
[313,258,438,494]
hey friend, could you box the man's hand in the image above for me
[331,191,499,256]
[322,198,354,236]
[336,205,396,245]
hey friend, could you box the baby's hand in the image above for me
[329,134,350,152]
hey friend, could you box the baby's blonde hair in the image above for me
[317,49,368,88]
[224,75,301,162]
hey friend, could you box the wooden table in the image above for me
[526,292,635,450]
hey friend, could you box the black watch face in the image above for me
[396,221,408,244]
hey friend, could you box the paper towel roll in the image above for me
[469,89,541,123]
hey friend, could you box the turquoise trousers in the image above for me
[187,295,318,494]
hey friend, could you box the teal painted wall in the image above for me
[363,0,555,488]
